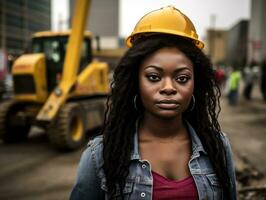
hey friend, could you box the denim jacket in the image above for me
[70,122,237,200]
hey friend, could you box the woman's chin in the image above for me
[153,110,182,120]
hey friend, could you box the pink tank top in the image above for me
[152,171,199,200]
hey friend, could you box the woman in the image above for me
[71,6,236,200]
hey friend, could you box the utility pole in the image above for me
[1,0,6,52]
[58,13,63,31]
[23,0,29,53]
[210,14,216,64]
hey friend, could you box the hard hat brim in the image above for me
[125,31,204,49]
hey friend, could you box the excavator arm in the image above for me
[37,0,91,121]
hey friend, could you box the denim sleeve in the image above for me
[70,144,104,200]
[222,133,237,200]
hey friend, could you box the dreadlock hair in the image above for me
[101,34,232,199]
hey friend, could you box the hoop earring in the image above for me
[134,95,139,111]
[189,95,195,112]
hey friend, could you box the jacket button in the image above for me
[140,192,146,197]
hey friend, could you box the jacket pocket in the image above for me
[206,173,223,199]
[206,173,220,186]
[101,180,134,200]
[113,182,134,199]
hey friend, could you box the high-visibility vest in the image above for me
[229,71,241,91]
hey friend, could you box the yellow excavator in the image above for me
[0,0,109,150]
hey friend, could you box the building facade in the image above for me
[206,29,227,66]
[248,0,266,63]
[69,0,119,49]
[0,0,51,56]
[226,20,249,68]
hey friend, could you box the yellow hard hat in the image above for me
[125,6,204,49]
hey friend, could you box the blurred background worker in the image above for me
[214,65,226,89]
[242,62,257,100]
[260,59,266,102]
[228,66,241,105]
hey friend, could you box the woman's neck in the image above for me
[139,113,188,140]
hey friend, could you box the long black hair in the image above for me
[101,34,231,199]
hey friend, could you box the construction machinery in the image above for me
[0,0,109,150]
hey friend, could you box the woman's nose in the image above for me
[159,78,177,95]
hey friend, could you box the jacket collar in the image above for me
[186,121,208,155]
[130,120,207,160]
[131,119,142,160]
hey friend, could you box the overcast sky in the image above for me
[52,0,250,39]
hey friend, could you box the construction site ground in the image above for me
[0,83,266,199]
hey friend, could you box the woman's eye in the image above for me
[147,74,161,81]
[176,76,190,83]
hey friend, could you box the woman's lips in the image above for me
[156,100,180,110]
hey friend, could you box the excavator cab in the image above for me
[31,31,92,92]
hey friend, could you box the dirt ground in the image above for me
[0,84,266,200]
[219,84,266,178]
[0,128,83,200]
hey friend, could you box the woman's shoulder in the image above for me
[87,135,104,149]
[71,135,105,199]
[219,132,231,146]
[218,132,234,160]
[219,132,237,198]
[82,135,104,168]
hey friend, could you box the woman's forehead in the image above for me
[140,47,193,70]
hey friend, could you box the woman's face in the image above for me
[138,47,194,119]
